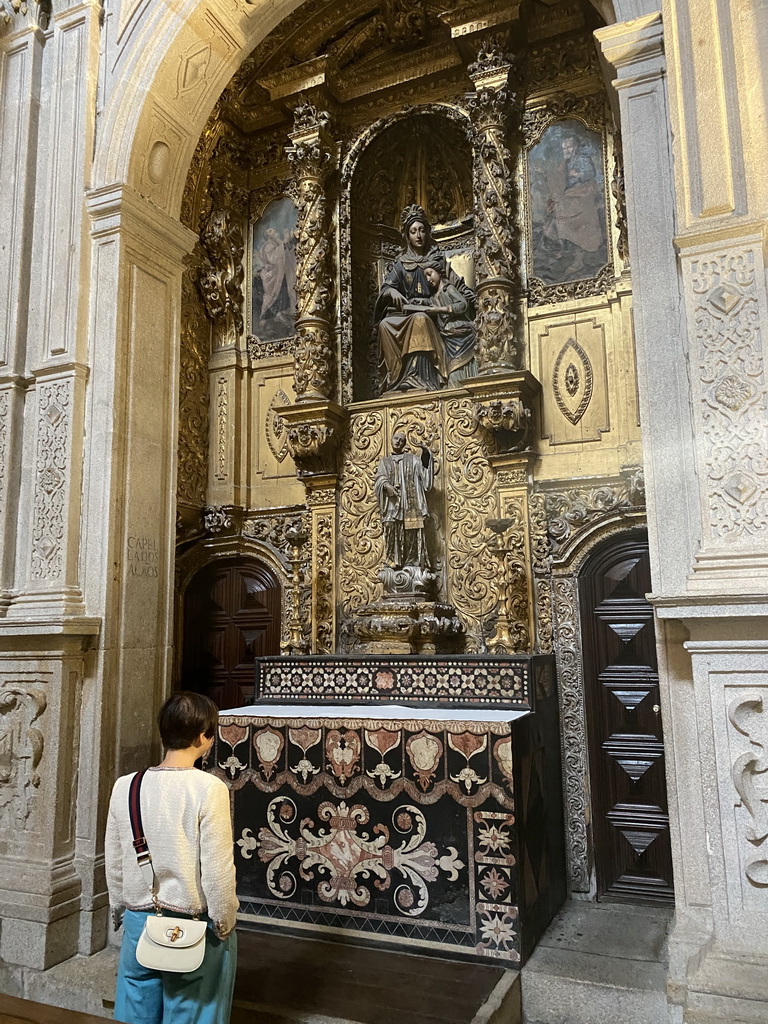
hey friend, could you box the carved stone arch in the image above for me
[550,513,647,895]
[341,104,474,402]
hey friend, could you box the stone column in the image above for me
[286,103,336,403]
[0,3,47,615]
[6,0,102,620]
[599,8,768,1021]
[466,41,525,374]
[77,184,196,960]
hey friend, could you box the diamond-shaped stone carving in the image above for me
[45,403,63,426]
[723,472,758,505]
[38,537,57,559]
[178,43,210,95]
[709,283,741,314]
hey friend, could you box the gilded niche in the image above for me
[348,111,475,401]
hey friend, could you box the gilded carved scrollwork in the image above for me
[312,509,335,654]
[466,41,524,372]
[197,176,246,349]
[242,511,311,652]
[611,135,630,269]
[287,104,337,402]
[528,491,553,654]
[543,469,645,562]
[178,253,210,510]
[551,576,590,892]
[279,401,347,479]
[485,501,530,654]
[339,412,386,628]
[444,399,497,651]
[475,397,531,454]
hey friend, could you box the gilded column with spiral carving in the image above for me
[466,41,525,373]
[286,104,337,402]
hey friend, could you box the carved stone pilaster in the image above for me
[466,41,524,374]
[286,104,337,403]
[197,176,246,350]
[278,400,347,480]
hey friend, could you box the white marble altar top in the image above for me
[222,703,530,723]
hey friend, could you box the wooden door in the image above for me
[580,534,674,901]
[182,561,281,710]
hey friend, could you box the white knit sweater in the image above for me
[105,767,239,938]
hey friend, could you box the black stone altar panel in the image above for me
[212,716,534,964]
[254,654,532,710]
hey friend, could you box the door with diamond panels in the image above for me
[580,533,674,901]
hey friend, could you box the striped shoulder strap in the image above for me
[127,770,157,897]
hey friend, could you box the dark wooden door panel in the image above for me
[182,561,281,710]
[580,534,674,901]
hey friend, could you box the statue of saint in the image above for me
[374,205,475,393]
[374,432,433,570]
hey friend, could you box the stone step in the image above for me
[520,900,673,1024]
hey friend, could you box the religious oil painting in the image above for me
[250,198,298,341]
[528,119,608,285]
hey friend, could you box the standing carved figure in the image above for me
[374,432,433,569]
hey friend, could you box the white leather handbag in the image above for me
[135,914,208,973]
[128,770,208,974]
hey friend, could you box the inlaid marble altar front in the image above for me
[210,654,565,965]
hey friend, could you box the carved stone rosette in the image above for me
[286,105,337,402]
[466,43,524,374]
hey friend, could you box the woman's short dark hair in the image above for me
[158,692,218,750]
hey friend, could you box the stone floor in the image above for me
[521,900,675,1024]
[0,900,675,1023]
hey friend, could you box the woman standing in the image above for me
[105,693,239,1024]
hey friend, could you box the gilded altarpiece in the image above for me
[174,0,646,917]
[338,396,501,652]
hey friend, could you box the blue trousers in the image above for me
[115,910,237,1024]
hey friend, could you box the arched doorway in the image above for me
[579,531,674,901]
[181,559,281,710]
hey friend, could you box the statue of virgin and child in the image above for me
[374,205,477,393]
